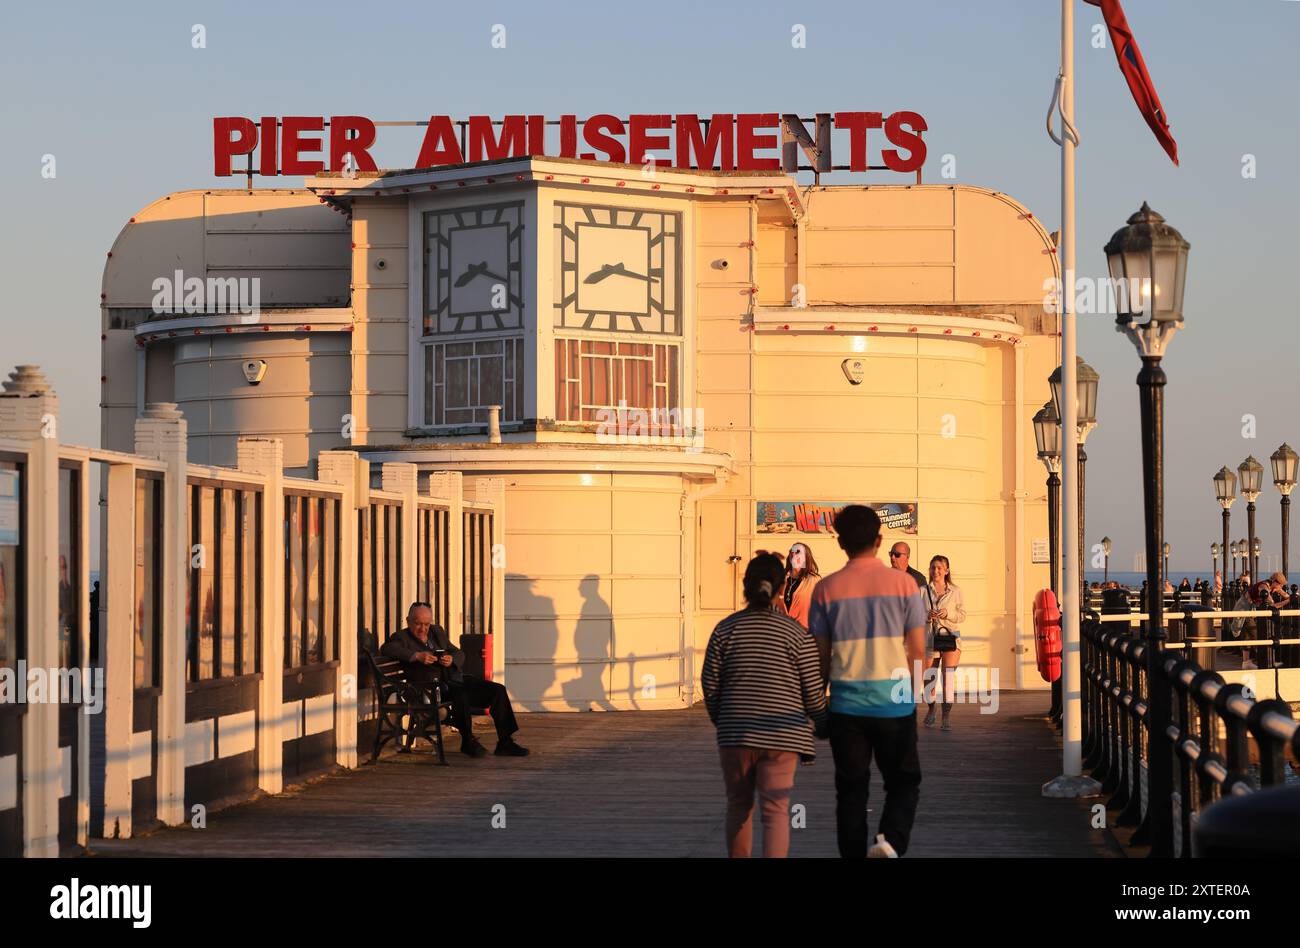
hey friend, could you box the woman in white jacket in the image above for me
[923,555,967,730]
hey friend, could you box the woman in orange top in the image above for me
[776,542,820,628]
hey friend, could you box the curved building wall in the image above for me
[692,184,1060,688]
[172,332,351,472]
[99,189,352,468]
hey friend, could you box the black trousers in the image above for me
[828,710,922,857]
[443,676,518,742]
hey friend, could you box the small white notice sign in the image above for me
[1031,538,1050,564]
[0,469,17,546]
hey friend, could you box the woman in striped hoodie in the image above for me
[702,552,829,858]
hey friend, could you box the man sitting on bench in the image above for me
[382,601,529,758]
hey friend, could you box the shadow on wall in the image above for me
[564,575,615,711]
[507,574,558,704]
[507,572,681,710]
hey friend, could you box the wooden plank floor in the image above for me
[90,691,1121,858]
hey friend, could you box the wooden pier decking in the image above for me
[89,691,1121,858]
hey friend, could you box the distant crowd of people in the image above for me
[1085,569,1299,672]
[701,505,966,859]
[1086,569,1299,615]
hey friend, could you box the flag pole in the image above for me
[1044,0,1100,799]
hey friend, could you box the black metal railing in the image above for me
[1082,609,1300,857]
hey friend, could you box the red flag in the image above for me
[1084,0,1179,165]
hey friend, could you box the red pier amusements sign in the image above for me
[212,113,928,177]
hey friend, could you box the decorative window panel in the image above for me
[554,338,679,426]
[422,337,525,427]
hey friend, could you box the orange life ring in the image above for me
[1033,588,1063,684]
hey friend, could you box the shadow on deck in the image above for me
[89,691,1120,858]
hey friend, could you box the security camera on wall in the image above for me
[242,359,268,385]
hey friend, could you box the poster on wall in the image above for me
[755,501,918,536]
[0,470,18,546]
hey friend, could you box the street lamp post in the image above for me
[1239,456,1263,583]
[1034,401,1063,725]
[1107,201,1190,858]
[1210,542,1219,595]
[1102,535,1112,584]
[1214,466,1236,601]
[1051,358,1100,612]
[1163,541,1171,580]
[1253,538,1262,579]
[1271,443,1298,578]
[1034,401,1063,598]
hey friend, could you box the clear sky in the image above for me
[3,0,1298,575]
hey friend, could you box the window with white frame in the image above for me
[418,201,526,428]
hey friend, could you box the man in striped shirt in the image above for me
[808,505,926,858]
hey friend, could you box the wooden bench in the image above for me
[362,641,455,765]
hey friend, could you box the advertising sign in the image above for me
[755,501,917,536]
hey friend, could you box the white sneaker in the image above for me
[867,834,898,858]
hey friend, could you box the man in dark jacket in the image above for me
[888,541,928,590]
[381,601,528,757]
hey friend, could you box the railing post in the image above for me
[133,403,188,827]
[0,366,61,856]
[1117,640,1145,828]
[1091,631,1113,780]
[100,461,136,837]
[1080,619,1093,758]
[1101,636,1125,795]
[236,437,286,796]
[475,477,507,684]
[1170,659,1195,858]
[1109,640,1133,807]
[1248,699,1293,787]
[1190,670,1223,821]
[1267,606,1281,671]
[1214,683,1252,795]
[318,451,364,770]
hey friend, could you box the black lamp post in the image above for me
[1253,538,1262,579]
[1214,466,1236,599]
[1034,400,1063,597]
[1051,358,1100,612]
[1238,455,1263,583]
[1163,541,1171,579]
[1033,400,1062,723]
[1210,541,1219,588]
[1107,201,1190,858]
[1271,443,1298,578]
[1101,535,1112,584]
